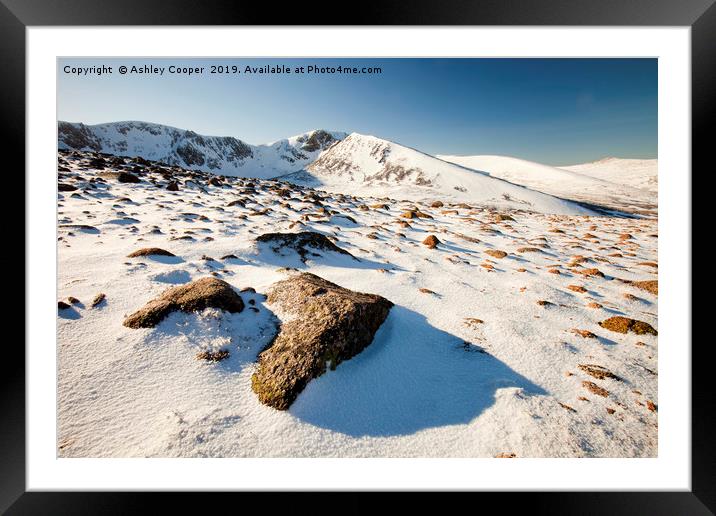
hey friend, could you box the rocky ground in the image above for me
[57,149,658,458]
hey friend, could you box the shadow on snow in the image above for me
[290,305,547,437]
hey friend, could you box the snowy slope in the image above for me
[561,157,658,193]
[58,121,346,179]
[438,154,657,214]
[57,149,659,458]
[300,134,593,216]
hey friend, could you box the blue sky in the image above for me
[58,58,656,165]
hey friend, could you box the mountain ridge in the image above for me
[58,120,656,215]
[58,120,346,179]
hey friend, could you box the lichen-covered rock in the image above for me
[255,231,354,262]
[123,277,244,328]
[251,273,392,410]
[599,316,657,335]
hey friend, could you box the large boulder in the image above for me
[123,277,244,328]
[251,273,392,410]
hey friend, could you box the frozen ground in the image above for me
[57,150,658,458]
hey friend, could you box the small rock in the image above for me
[578,268,605,278]
[578,364,620,380]
[196,350,229,362]
[422,235,440,249]
[599,316,657,335]
[90,293,106,308]
[571,329,596,339]
[582,381,609,397]
[485,249,507,259]
[632,280,658,295]
[99,171,140,183]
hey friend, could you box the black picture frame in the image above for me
[4,0,710,513]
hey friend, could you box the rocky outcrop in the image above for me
[127,247,175,258]
[123,277,244,328]
[251,273,393,410]
[296,129,340,153]
[255,231,355,262]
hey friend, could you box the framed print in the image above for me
[5,0,712,512]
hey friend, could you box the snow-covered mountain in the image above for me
[58,121,346,179]
[438,154,657,214]
[297,133,593,215]
[58,121,655,215]
[561,157,658,193]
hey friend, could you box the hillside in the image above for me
[57,149,659,458]
[561,157,658,193]
[438,154,657,215]
[298,133,593,216]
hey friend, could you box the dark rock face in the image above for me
[255,231,355,262]
[166,181,179,191]
[58,183,77,192]
[59,121,255,171]
[176,143,206,167]
[58,122,102,151]
[251,273,393,410]
[123,277,244,329]
[298,130,338,153]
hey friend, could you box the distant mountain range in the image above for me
[58,121,346,179]
[58,120,657,215]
